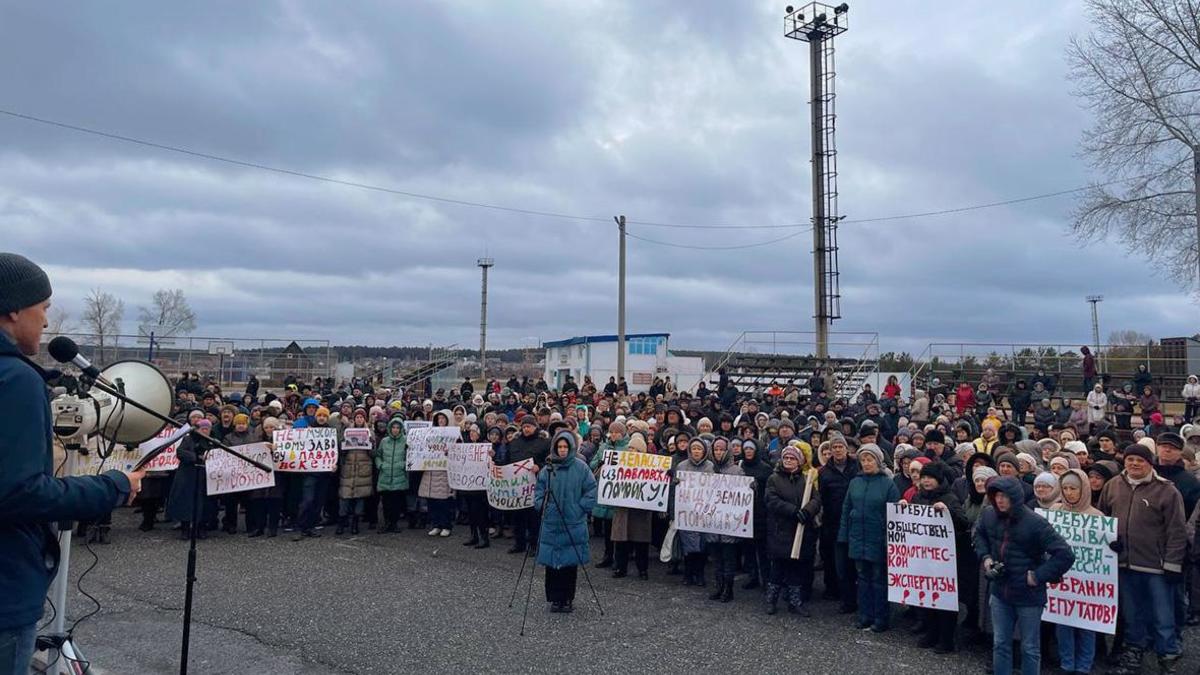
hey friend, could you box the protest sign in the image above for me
[1036,508,1119,634]
[71,437,144,475]
[272,427,338,472]
[486,459,537,510]
[448,443,491,491]
[596,450,672,512]
[886,502,958,611]
[403,420,432,432]
[205,443,276,496]
[674,471,754,538]
[406,427,459,471]
[342,428,373,451]
[137,425,188,472]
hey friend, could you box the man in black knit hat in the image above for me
[0,253,144,672]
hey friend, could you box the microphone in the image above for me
[48,336,111,385]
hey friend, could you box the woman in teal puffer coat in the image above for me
[838,443,900,632]
[536,431,597,613]
[374,417,409,532]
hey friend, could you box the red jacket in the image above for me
[955,384,975,416]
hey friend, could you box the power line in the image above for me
[624,228,810,250]
[0,107,1154,235]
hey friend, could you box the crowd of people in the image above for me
[105,364,1200,674]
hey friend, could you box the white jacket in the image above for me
[1183,378,1200,401]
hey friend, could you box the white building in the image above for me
[542,333,705,393]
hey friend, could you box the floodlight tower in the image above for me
[785,2,849,360]
[1087,294,1103,370]
[477,257,494,382]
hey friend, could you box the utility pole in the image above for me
[477,257,494,384]
[615,215,626,382]
[1087,295,1104,373]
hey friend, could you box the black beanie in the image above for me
[0,253,52,314]
[925,429,945,444]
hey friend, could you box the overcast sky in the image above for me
[2,1,1195,356]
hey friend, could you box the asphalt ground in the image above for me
[37,508,1200,674]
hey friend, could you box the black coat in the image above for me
[818,458,859,540]
[166,435,212,522]
[765,465,822,559]
[740,453,774,538]
[507,432,550,467]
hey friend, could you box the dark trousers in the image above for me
[1012,407,1027,427]
[427,497,453,529]
[465,491,489,541]
[247,497,281,532]
[835,541,857,610]
[363,493,379,525]
[920,607,957,651]
[139,497,163,528]
[512,507,539,550]
[855,560,890,628]
[741,536,771,584]
[220,494,242,532]
[544,565,578,604]
[1186,400,1200,423]
[770,556,810,589]
[297,474,326,531]
[596,518,613,561]
[615,541,648,574]
[820,530,840,596]
[338,497,365,518]
[710,542,738,582]
[380,490,408,525]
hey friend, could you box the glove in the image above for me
[795,509,810,525]
[1166,570,1185,585]
[1108,539,1123,554]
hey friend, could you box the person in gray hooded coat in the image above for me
[674,437,715,587]
[705,436,745,603]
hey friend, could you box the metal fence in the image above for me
[36,333,334,389]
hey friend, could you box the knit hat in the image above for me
[919,461,945,484]
[781,446,804,465]
[1015,452,1040,472]
[1034,471,1058,488]
[520,415,538,429]
[973,466,999,482]
[925,429,945,444]
[954,442,975,459]
[857,443,887,471]
[1157,432,1186,450]
[0,253,52,314]
[232,413,249,426]
[1137,437,1157,453]
[316,406,330,417]
[1064,440,1089,456]
[994,452,1020,472]
[196,418,213,429]
[1123,443,1155,465]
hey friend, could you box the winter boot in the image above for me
[787,587,810,617]
[1111,646,1144,675]
[597,540,614,568]
[97,526,111,545]
[765,584,782,615]
[742,573,760,590]
[694,559,707,588]
[350,516,360,535]
[709,574,725,601]
[1158,652,1181,675]
[335,517,346,535]
[475,530,490,549]
[720,580,734,603]
[682,557,696,586]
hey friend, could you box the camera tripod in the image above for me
[506,465,604,635]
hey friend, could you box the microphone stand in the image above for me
[75,373,271,675]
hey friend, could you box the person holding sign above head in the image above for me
[764,445,821,617]
[973,476,1075,675]
[536,431,597,614]
[837,443,900,632]
[904,461,968,654]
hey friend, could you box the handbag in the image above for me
[659,520,678,563]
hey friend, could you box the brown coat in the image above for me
[418,469,453,500]
[339,447,375,499]
[611,506,652,543]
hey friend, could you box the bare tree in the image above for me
[1068,0,1200,292]
[82,288,124,362]
[47,306,76,336]
[138,288,197,338]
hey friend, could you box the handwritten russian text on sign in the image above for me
[596,450,672,512]
[138,425,187,472]
[486,459,537,510]
[405,427,459,471]
[206,443,276,496]
[674,472,754,538]
[272,427,338,472]
[886,503,958,611]
[71,437,144,475]
[448,443,491,491]
[342,428,373,451]
[1036,508,1119,634]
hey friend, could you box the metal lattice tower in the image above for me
[1086,295,1103,370]
[477,258,494,382]
[785,2,848,360]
